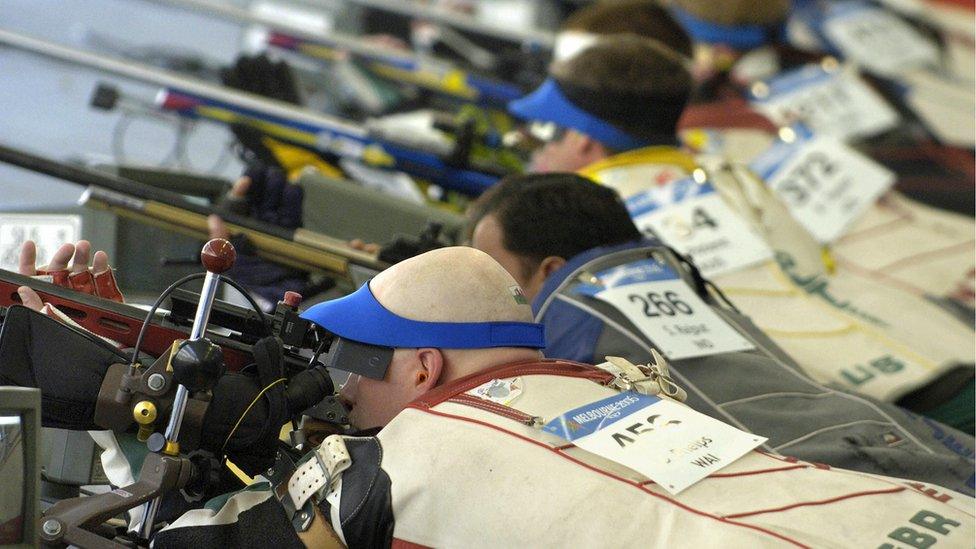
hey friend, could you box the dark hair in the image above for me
[469,173,642,276]
[549,35,693,146]
[563,0,694,58]
[670,0,790,26]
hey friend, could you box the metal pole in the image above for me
[338,0,556,48]
[140,264,222,538]
[0,28,367,137]
[148,0,455,64]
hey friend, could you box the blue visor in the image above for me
[508,79,650,152]
[671,5,776,50]
[300,283,546,349]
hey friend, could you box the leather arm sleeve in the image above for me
[317,436,395,549]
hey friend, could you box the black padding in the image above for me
[0,305,125,430]
[201,336,289,476]
[153,493,304,549]
[322,436,394,548]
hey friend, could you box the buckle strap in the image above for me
[596,352,688,402]
[287,435,351,511]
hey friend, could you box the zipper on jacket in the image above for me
[448,393,544,427]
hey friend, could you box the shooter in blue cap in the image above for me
[506,33,693,176]
[299,245,545,429]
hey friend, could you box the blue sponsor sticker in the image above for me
[750,64,836,101]
[543,392,661,441]
[749,123,817,180]
[572,258,679,297]
[624,177,716,219]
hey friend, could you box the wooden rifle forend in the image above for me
[0,143,388,281]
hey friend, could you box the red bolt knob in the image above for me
[200,238,236,274]
[283,291,303,308]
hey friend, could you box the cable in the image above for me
[127,272,270,372]
[221,377,287,451]
[219,274,270,334]
[129,273,205,372]
[111,111,181,168]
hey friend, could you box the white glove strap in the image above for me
[288,435,351,510]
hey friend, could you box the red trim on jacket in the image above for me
[410,405,810,548]
[410,359,615,409]
[392,539,432,549]
[722,487,906,520]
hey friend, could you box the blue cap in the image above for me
[300,283,546,349]
[508,78,651,152]
[670,5,776,50]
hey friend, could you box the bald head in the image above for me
[370,246,535,324]
[328,247,543,430]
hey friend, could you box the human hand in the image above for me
[348,238,381,254]
[209,163,312,310]
[214,162,304,231]
[202,336,289,475]
[16,240,123,311]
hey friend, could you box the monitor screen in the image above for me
[0,413,25,544]
[0,387,40,547]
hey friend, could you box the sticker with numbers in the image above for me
[750,63,899,141]
[586,258,755,360]
[626,178,773,277]
[822,1,940,76]
[751,130,895,243]
[543,392,766,495]
[0,214,82,271]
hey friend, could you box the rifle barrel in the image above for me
[341,0,556,48]
[0,143,386,276]
[0,28,365,135]
[0,28,498,195]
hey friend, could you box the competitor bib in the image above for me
[751,127,895,243]
[543,392,766,495]
[899,70,976,148]
[749,62,899,141]
[577,258,755,360]
[625,177,773,277]
[821,1,940,76]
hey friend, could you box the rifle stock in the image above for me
[0,143,387,280]
[0,268,254,368]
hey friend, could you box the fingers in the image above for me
[230,176,252,199]
[362,34,408,50]
[18,240,37,275]
[70,240,92,274]
[92,250,110,274]
[17,286,44,311]
[208,214,230,239]
[349,239,381,254]
[42,243,76,272]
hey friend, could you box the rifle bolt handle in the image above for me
[201,238,236,274]
[283,291,303,308]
